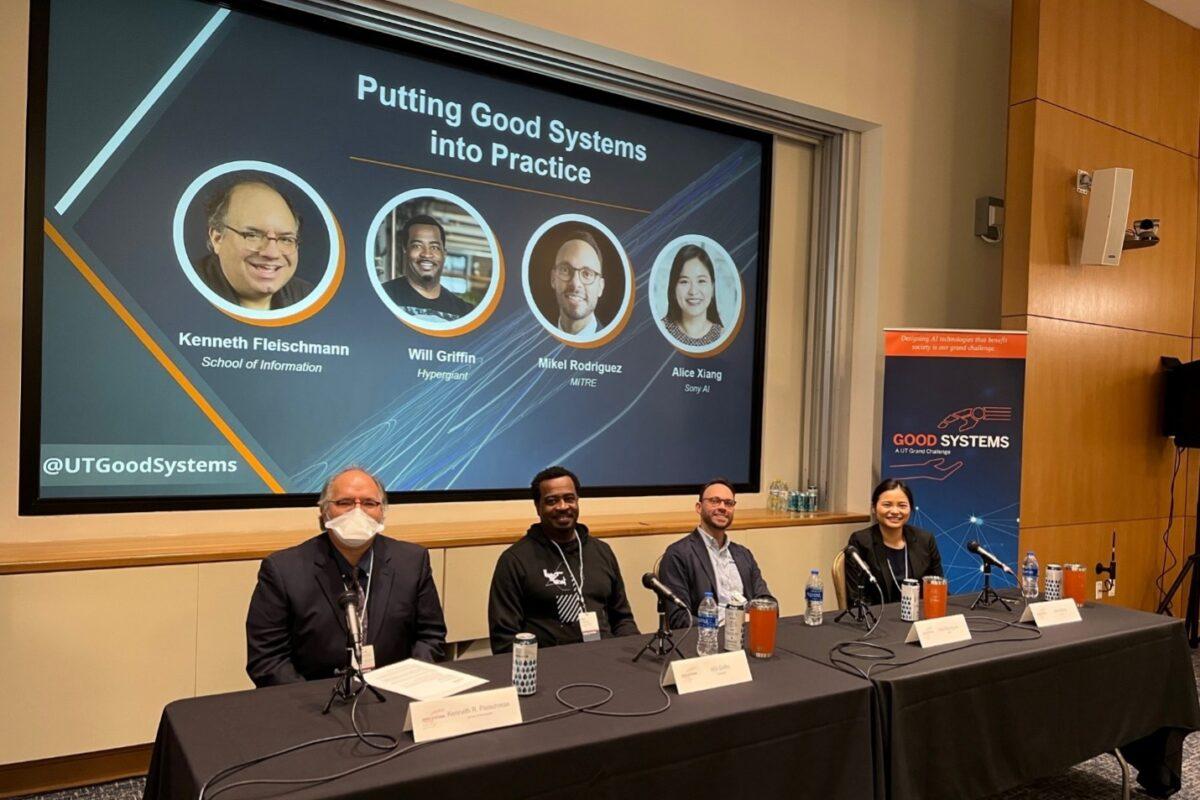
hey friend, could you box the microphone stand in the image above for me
[323,632,386,714]
[633,597,679,662]
[835,579,877,628]
[969,562,1012,611]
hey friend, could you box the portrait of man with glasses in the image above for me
[657,478,772,630]
[196,178,313,311]
[549,228,607,337]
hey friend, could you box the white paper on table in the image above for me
[365,658,488,700]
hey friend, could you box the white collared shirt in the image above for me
[697,527,744,624]
[558,313,599,337]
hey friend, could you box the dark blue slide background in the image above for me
[36,0,767,500]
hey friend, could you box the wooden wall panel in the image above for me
[1016,315,1188,527]
[1002,100,1037,317]
[1009,0,1041,105]
[1034,0,1200,155]
[1021,517,1188,612]
[1021,100,1197,336]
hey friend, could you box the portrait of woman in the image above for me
[661,244,724,347]
[844,479,944,605]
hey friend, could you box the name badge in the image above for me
[403,686,522,743]
[578,611,600,642]
[904,614,971,648]
[352,645,376,673]
[661,651,752,695]
[1019,599,1082,627]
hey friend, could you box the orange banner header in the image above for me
[884,329,1027,359]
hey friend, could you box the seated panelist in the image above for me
[488,466,639,654]
[658,478,770,629]
[245,467,446,686]
[845,478,943,605]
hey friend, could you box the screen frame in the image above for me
[19,0,773,515]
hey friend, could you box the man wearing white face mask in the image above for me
[246,467,446,687]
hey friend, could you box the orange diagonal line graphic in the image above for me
[44,219,286,494]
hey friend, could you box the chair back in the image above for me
[832,549,847,609]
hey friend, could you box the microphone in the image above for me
[967,540,1014,575]
[337,589,364,662]
[844,545,878,585]
[642,573,689,609]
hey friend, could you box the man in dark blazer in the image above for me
[658,479,770,629]
[246,467,446,687]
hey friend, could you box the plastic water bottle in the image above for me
[804,570,824,626]
[697,592,720,656]
[1021,551,1039,600]
[768,479,781,511]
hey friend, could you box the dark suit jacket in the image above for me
[659,529,770,629]
[845,524,943,605]
[246,533,446,687]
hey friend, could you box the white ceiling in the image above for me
[1145,0,1200,29]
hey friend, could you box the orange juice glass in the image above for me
[922,576,948,619]
[747,597,779,658]
[1063,563,1087,607]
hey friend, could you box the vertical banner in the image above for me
[880,329,1026,594]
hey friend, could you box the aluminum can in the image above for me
[1044,563,1063,602]
[807,485,820,512]
[725,596,746,651]
[900,578,921,622]
[512,632,537,696]
[788,490,801,512]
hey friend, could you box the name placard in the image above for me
[1019,598,1083,627]
[904,614,971,648]
[403,686,522,743]
[661,650,753,695]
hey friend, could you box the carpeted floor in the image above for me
[18,648,1200,800]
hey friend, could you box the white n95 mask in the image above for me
[325,506,384,547]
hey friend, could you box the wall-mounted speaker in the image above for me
[1081,167,1133,266]
[1162,356,1200,447]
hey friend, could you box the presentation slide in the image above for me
[24,0,770,511]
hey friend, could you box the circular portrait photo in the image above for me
[522,215,633,347]
[367,189,502,336]
[173,161,341,324]
[649,235,744,356]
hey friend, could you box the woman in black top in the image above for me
[845,479,944,605]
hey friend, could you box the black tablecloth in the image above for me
[144,632,877,800]
[776,594,1200,800]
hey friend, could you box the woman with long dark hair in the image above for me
[662,244,724,346]
[844,478,944,604]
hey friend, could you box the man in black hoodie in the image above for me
[488,466,639,654]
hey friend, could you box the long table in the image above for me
[775,594,1200,800]
[144,631,878,800]
[145,597,1199,800]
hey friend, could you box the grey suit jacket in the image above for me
[658,529,770,629]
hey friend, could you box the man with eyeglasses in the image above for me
[658,478,771,629]
[550,229,606,336]
[245,467,446,687]
[381,214,473,321]
[488,465,638,654]
[197,179,313,311]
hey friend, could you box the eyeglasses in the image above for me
[328,498,383,511]
[552,264,601,285]
[222,225,299,254]
[703,498,737,508]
